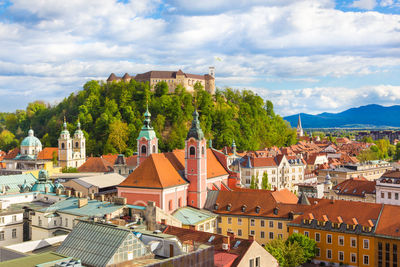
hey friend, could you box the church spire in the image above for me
[297,113,304,137]
[186,110,204,140]
[137,101,158,165]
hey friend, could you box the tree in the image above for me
[0,130,18,152]
[107,120,129,153]
[52,151,58,166]
[262,172,271,190]
[250,175,257,189]
[154,81,169,97]
[395,143,400,161]
[286,233,316,262]
[265,238,306,267]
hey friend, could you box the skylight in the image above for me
[233,241,241,248]
[208,236,215,242]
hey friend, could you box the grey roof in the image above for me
[56,221,130,267]
[73,179,93,189]
[0,247,27,262]
[204,191,219,211]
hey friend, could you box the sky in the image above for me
[0,0,399,116]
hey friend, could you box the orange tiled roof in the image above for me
[125,155,138,167]
[102,154,119,166]
[375,205,400,237]
[271,188,299,204]
[382,170,400,179]
[332,178,375,197]
[207,149,229,178]
[163,225,254,266]
[212,190,309,218]
[293,198,382,227]
[118,153,187,189]
[3,147,20,159]
[37,147,58,160]
[77,157,114,173]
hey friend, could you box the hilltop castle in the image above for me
[107,67,215,94]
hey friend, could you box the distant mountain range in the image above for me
[284,104,400,128]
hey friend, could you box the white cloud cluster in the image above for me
[0,0,399,114]
[250,85,400,116]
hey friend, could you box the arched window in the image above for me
[202,146,205,155]
[75,142,79,148]
[61,143,65,149]
[169,200,173,211]
[141,145,147,155]
[68,143,70,148]
[152,145,156,153]
[178,197,182,207]
[190,146,196,156]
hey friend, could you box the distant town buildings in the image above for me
[107,67,216,94]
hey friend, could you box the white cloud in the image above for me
[351,0,377,9]
[248,85,400,116]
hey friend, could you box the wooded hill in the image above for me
[0,80,297,156]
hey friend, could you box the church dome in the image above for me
[21,129,42,147]
[32,170,55,193]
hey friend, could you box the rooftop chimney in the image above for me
[66,190,72,197]
[74,191,79,198]
[55,189,62,195]
[99,195,105,202]
[222,236,230,250]
[227,231,235,241]
[189,225,196,231]
[78,198,88,208]
[248,234,255,241]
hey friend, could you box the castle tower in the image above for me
[297,114,304,137]
[185,110,207,209]
[137,104,158,166]
[72,120,86,168]
[58,117,73,168]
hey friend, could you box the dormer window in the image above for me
[255,206,260,214]
[226,204,232,211]
[273,207,279,215]
[214,203,219,210]
[241,205,247,212]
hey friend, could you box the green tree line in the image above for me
[0,80,297,156]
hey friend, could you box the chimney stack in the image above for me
[45,187,49,193]
[55,189,62,195]
[74,191,79,198]
[66,190,72,197]
[222,236,230,250]
[248,234,255,241]
[78,198,88,208]
[89,193,95,200]
[78,192,83,198]
[189,225,196,231]
[227,231,235,241]
[99,195,105,202]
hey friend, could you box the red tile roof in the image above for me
[163,225,254,267]
[3,148,20,159]
[382,170,400,178]
[125,155,137,167]
[375,205,400,237]
[292,198,382,227]
[207,149,229,178]
[271,188,299,204]
[118,153,187,189]
[332,178,376,197]
[77,157,114,173]
[102,154,119,166]
[37,147,58,160]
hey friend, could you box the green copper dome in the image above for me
[32,170,55,193]
[137,105,157,140]
[21,129,42,147]
[20,179,32,193]
[186,110,204,140]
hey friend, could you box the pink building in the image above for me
[117,109,234,213]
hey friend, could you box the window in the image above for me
[315,232,320,242]
[249,259,254,267]
[238,229,242,236]
[388,192,392,199]
[396,193,399,200]
[153,145,156,153]
[250,219,255,226]
[394,244,398,267]
[217,228,222,234]
[0,231,4,240]
[228,217,232,224]
[338,251,344,261]
[38,217,42,226]
[202,146,205,155]
[0,217,3,224]
[338,236,344,246]
[269,232,274,239]
[141,145,147,154]
[12,215,16,222]
[178,198,182,207]
[168,200,173,211]
[269,221,274,228]
[381,192,385,198]
[75,142,78,148]
[363,239,369,249]
[238,218,242,225]
[54,220,57,226]
[61,143,65,149]
[260,220,265,227]
[255,257,260,267]
[378,242,383,267]
[12,229,16,239]
[351,237,357,248]
[278,222,283,229]
[385,243,390,267]
[65,218,68,227]
[278,234,283,239]
[261,231,265,239]
[363,255,369,265]
[351,253,357,263]
[327,234,332,244]
[316,247,320,257]
[327,249,332,259]
[304,231,309,237]
[250,230,255,236]
[189,146,195,156]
